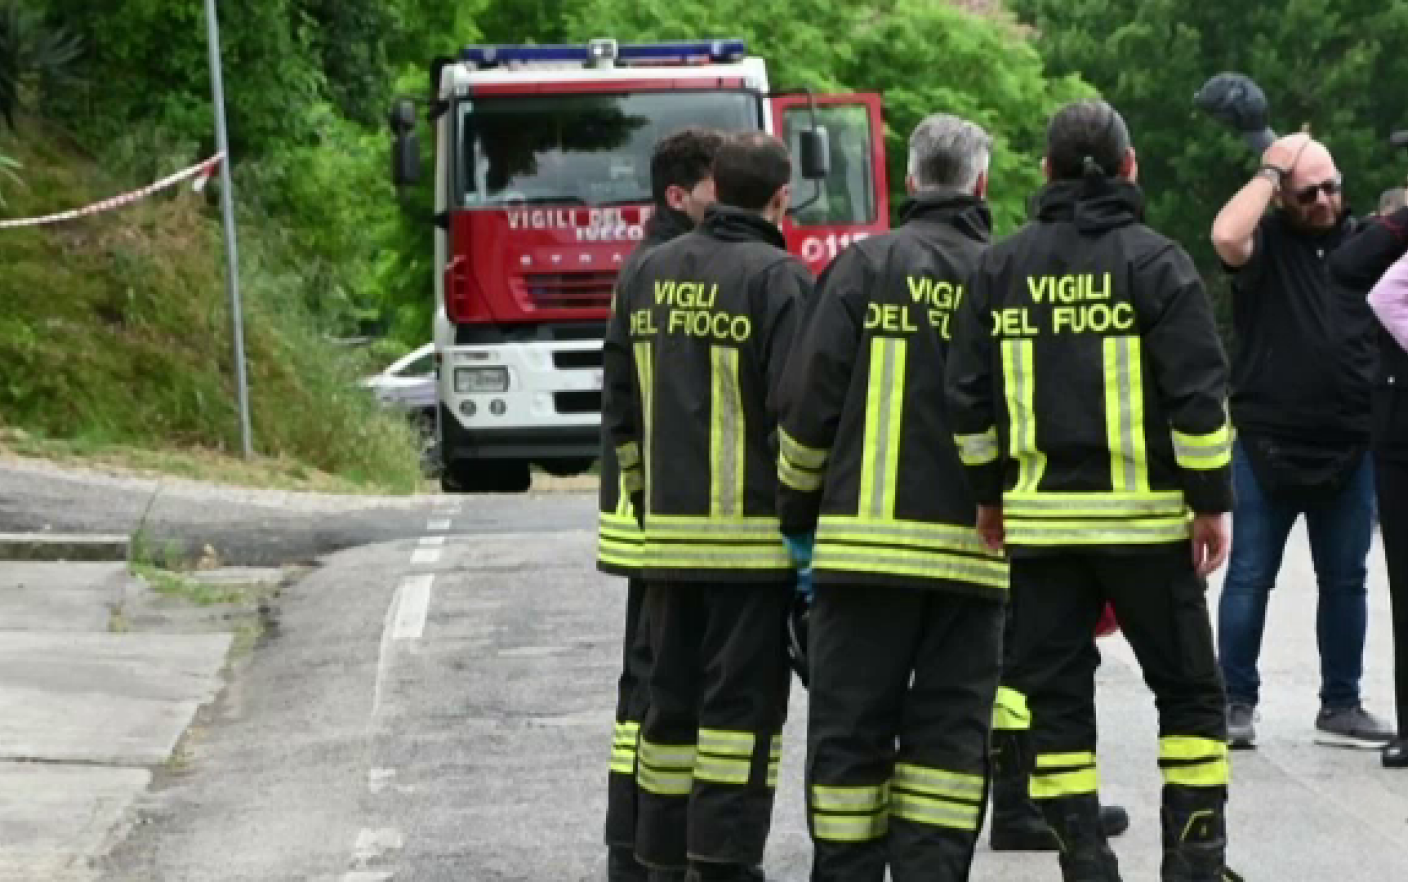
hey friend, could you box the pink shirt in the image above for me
[1369,253,1408,354]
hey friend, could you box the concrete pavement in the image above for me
[96,497,1408,881]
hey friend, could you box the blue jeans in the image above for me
[1217,439,1377,710]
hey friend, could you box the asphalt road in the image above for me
[93,492,1408,881]
[0,457,593,566]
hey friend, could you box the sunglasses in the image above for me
[1294,175,1343,206]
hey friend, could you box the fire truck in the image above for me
[389,38,890,493]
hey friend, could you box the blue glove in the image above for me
[784,532,815,600]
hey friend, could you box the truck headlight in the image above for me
[454,366,509,395]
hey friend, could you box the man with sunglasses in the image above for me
[1210,132,1389,750]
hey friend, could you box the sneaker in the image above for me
[1315,704,1395,747]
[1227,703,1256,750]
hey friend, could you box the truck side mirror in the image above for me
[799,127,831,180]
[389,98,421,188]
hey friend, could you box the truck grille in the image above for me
[524,272,616,310]
[555,391,601,415]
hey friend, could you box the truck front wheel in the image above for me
[439,459,532,494]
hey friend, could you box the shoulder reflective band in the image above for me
[1104,334,1150,493]
[860,337,908,518]
[1001,339,1046,492]
[709,346,746,518]
[955,426,999,466]
[1172,423,1234,471]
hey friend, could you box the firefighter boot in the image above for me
[1159,785,1244,882]
[990,731,1131,851]
[1037,794,1123,882]
[608,846,649,882]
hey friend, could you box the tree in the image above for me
[565,0,1096,233]
[0,0,81,129]
[1008,0,1408,275]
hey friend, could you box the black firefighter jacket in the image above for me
[601,204,814,583]
[944,178,1234,554]
[775,193,1008,600]
[597,208,693,577]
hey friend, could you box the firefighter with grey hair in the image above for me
[775,112,1006,881]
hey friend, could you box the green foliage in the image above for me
[0,149,18,206]
[1009,0,1408,277]
[0,0,82,129]
[565,0,1094,232]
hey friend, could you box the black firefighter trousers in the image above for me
[606,577,654,850]
[634,579,793,871]
[1003,549,1229,816]
[806,582,1005,882]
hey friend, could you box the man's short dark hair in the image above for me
[650,127,725,204]
[713,132,792,212]
[1046,100,1133,181]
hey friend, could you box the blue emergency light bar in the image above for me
[461,39,748,69]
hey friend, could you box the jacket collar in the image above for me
[1035,177,1145,234]
[642,206,694,248]
[900,190,992,243]
[701,204,786,249]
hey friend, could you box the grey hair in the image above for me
[907,113,993,192]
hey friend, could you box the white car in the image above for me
[361,343,437,414]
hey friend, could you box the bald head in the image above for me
[1282,139,1343,231]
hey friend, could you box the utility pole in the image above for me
[204,0,253,459]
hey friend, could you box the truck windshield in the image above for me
[456,91,761,208]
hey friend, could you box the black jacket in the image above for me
[597,208,693,577]
[945,178,1233,552]
[601,204,814,582]
[774,193,1007,599]
[1328,206,1408,460]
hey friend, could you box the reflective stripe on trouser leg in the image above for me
[1030,751,1099,800]
[810,781,890,843]
[605,720,642,848]
[992,687,1031,732]
[1158,736,1230,789]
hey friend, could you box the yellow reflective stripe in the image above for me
[1006,517,1191,545]
[1003,491,1187,519]
[709,346,746,518]
[644,545,793,570]
[812,783,889,812]
[638,764,693,796]
[698,728,755,757]
[778,455,824,493]
[598,542,643,570]
[1104,335,1150,493]
[645,515,783,538]
[1036,751,1096,769]
[695,756,751,785]
[1173,424,1233,471]
[1002,339,1046,492]
[1030,768,1100,799]
[894,763,985,802]
[616,471,632,517]
[634,339,654,509]
[1162,758,1229,788]
[813,813,888,842]
[779,427,828,470]
[890,791,982,831]
[767,734,782,788]
[815,515,998,557]
[616,442,641,471]
[955,426,1000,466]
[610,721,640,775]
[639,740,696,768]
[599,512,642,536]
[993,687,1031,731]
[859,336,906,518]
[1159,737,1227,762]
[812,545,1008,589]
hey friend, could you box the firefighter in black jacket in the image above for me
[601,131,813,882]
[945,101,1240,882]
[599,126,724,882]
[775,113,1007,882]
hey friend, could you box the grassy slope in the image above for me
[0,126,422,493]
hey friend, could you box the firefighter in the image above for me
[774,113,1008,881]
[601,131,813,882]
[945,100,1240,882]
[599,126,726,882]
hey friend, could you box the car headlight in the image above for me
[454,366,509,395]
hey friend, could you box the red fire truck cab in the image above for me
[390,38,890,493]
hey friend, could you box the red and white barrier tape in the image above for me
[0,153,224,230]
